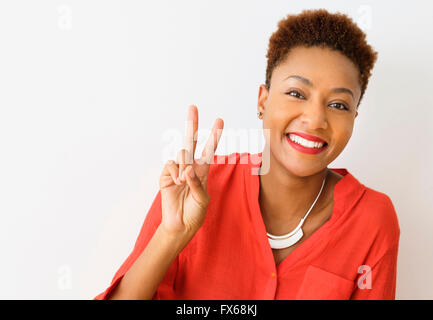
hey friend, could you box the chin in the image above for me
[285,162,328,178]
[270,149,326,178]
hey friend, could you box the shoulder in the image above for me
[328,178,401,266]
[208,152,243,174]
[204,152,257,199]
[356,185,401,247]
[206,152,254,184]
[361,187,399,227]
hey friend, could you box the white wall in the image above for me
[0,0,431,299]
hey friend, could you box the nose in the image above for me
[300,99,328,130]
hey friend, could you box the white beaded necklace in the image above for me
[260,167,327,250]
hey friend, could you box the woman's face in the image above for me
[258,45,361,177]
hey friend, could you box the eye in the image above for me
[329,102,349,111]
[286,90,305,99]
[286,90,349,111]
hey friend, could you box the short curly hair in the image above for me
[265,8,378,108]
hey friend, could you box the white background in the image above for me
[0,0,432,299]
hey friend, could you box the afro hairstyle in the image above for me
[265,8,378,108]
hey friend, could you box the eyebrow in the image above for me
[284,75,354,99]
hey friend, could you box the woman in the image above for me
[95,9,400,300]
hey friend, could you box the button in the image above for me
[270,272,276,278]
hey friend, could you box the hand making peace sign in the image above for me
[159,105,224,237]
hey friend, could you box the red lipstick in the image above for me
[288,132,327,143]
[285,134,328,155]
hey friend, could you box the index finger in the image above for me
[184,105,198,165]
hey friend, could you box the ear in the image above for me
[257,84,269,115]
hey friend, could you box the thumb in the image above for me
[185,166,209,209]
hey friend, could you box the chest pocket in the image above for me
[296,265,355,300]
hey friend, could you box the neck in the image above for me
[258,151,330,230]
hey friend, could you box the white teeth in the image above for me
[288,134,325,148]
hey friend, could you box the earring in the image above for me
[257,112,263,118]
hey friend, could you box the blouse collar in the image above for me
[243,152,366,229]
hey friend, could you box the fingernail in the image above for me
[181,170,186,180]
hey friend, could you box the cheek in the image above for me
[263,106,290,131]
[333,122,354,148]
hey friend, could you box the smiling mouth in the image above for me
[285,133,328,149]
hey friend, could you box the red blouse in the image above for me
[95,152,400,300]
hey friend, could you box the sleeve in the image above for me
[93,190,179,300]
[350,242,399,300]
